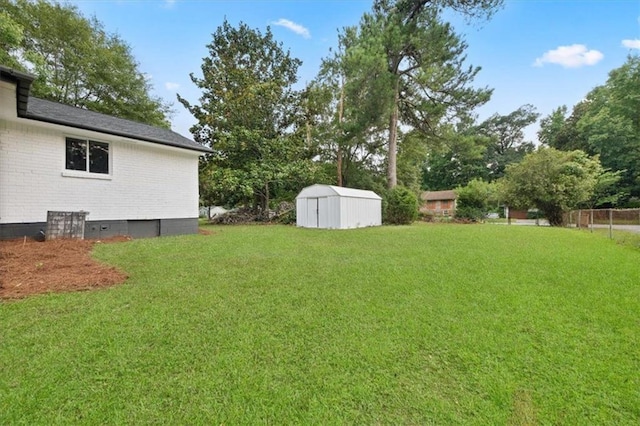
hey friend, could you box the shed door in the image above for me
[306,198,318,228]
[318,197,329,228]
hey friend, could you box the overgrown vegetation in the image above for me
[1,224,639,424]
[454,179,499,222]
[383,186,418,224]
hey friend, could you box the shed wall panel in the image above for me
[327,196,341,229]
[296,198,307,227]
[339,197,381,229]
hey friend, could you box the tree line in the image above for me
[3,0,638,225]
[182,0,505,214]
[1,0,171,127]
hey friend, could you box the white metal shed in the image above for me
[295,184,382,229]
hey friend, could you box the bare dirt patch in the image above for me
[0,237,129,300]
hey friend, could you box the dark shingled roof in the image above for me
[0,64,211,153]
[421,190,457,201]
[24,98,211,153]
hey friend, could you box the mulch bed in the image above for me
[0,237,130,300]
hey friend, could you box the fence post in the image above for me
[590,209,593,233]
[609,209,613,239]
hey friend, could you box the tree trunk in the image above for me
[387,82,400,189]
[337,147,343,187]
[337,76,345,187]
[264,181,270,219]
[546,208,564,227]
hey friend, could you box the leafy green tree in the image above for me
[397,130,429,192]
[0,9,23,69]
[539,106,567,148]
[454,179,499,222]
[1,0,171,127]
[179,20,319,213]
[500,148,603,226]
[539,56,640,204]
[422,129,492,190]
[584,169,623,208]
[422,104,537,190]
[478,104,539,179]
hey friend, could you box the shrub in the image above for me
[455,205,485,222]
[455,179,499,222]
[384,186,418,225]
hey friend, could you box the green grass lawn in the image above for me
[1,224,639,424]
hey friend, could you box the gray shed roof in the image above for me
[0,65,211,153]
[296,184,382,200]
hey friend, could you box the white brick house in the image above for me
[0,66,211,240]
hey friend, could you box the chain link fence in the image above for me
[565,208,640,238]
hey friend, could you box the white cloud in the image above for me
[160,0,178,9]
[165,82,180,91]
[534,44,603,68]
[271,19,310,39]
[622,39,640,49]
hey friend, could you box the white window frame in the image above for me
[62,136,112,180]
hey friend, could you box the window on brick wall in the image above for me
[65,138,109,174]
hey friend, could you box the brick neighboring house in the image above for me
[0,65,212,240]
[420,190,457,217]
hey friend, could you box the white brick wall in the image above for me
[0,84,201,224]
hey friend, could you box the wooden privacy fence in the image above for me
[565,208,640,238]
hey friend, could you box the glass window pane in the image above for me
[89,141,109,174]
[66,138,87,171]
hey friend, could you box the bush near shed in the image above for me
[384,186,418,225]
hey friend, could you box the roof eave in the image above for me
[0,66,36,116]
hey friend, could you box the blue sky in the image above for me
[70,0,640,142]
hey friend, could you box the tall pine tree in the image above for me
[351,0,502,188]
